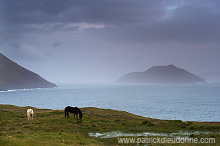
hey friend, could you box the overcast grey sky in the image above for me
[1,0,220,84]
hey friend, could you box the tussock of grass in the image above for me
[0,104,219,145]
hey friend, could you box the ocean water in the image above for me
[0,83,219,122]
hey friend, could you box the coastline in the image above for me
[0,104,219,145]
[0,104,219,123]
[1,83,219,122]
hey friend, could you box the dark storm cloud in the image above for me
[0,0,74,25]
[0,0,165,25]
[95,0,220,43]
[0,0,175,36]
[1,0,220,44]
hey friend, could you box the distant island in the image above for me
[116,65,205,83]
[0,53,57,91]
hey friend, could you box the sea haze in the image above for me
[0,83,219,122]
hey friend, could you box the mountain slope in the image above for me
[0,53,56,91]
[116,65,205,83]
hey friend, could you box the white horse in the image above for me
[27,109,34,120]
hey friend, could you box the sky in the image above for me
[1,0,220,84]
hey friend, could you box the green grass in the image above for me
[0,104,219,145]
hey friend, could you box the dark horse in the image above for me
[64,106,83,119]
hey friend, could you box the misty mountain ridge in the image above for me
[116,65,205,83]
[0,53,57,91]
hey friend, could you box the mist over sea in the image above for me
[0,83,219,122]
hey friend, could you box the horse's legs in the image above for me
[73,113,79,118]
[65,111,69,118]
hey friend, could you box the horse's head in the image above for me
[79,113,83,119]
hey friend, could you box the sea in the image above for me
[0,83,219,122]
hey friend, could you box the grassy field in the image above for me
[0,104,219,145]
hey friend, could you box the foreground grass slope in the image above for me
[0,104,219,145]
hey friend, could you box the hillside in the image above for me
[0,53,56,91]
[0,104,219,145]
[116,65,205,83]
